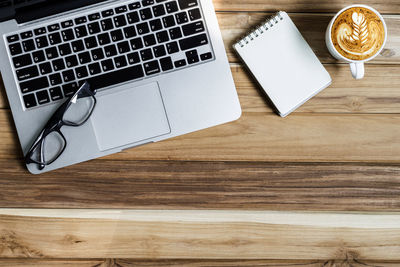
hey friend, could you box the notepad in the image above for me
[233,12,332,117]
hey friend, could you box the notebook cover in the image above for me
[233,12,332,117]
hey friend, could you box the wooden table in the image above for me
[1,0,400,266]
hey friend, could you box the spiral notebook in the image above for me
[233,12,332,117]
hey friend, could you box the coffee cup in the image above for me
[325,5,387,79]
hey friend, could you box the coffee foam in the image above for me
[331,7,385,61]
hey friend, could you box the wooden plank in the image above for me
[219,13,400,64]
[0,160,400,210]
[212,0,400,14]
[1,211,400,259]
[1,111,400,163]
[1,259,400,267]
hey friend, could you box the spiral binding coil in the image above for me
[237,12,284,47]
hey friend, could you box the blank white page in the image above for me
[234,12,331,117]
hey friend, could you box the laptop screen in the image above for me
[0,0,108,23]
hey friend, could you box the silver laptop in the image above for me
[0,0,241,174]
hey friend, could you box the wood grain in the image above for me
[212,0,400,14]
[219,13,400,64]
[1,211,400,259]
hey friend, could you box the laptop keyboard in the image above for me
[5,0,214,109]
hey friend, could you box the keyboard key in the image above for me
[52,58,66,71]
[130,38,144,50]
[88,62,102,75]
[169,27,182,39]
[62,70,75,83]
[153,4,166,17]
[20,76,49,94]
[149,19,163,31]
[153,45,166,57]
[115,5,128,13]
[179,33,208,50]
[101,18,114,31]
[36,90,50,105]
[174,59,186,68]
[166,41,179,54]
[102,9,114,17]
[75,25,88,38]
[32,51,46,63]
[21,31,33,39]
[186,49,199,64]
[35,36,48,48]
[16,66,39,81]
[182,21,204,36]
[188,8,201,21]
[34,27,46,36]
[98,33,111,45]
[63,82,79,97]
[140,48,153,61]
[140,8,153,20]
[200,52,212,61]
[59,43,72,56]
[78,52,91,64]
[39,62,52,75]
[50,87,63,101]
[9,43,22,55]
[110,29,124,42]
[127,11,140,24]
[127,52,140,64]
[49,73,62,86]
[142,0,155,7]
[160,56,173,71]
[117,41,131,54]
[45,47,58,59]
[23,94,37,108]
[88,22,101,34]
[71,40,85,52]
[61,29,75,41]
[22,39,35,52]
[87,65,144,90]
[75,16,87,24]
[123,26,137,38]
[105,45,118,57]
[178,0,198,10]
[129,2,141,10]
[162,15,176,28]
[144,60,160,75]
[48,32,62,45]
[156,30,169,43]
[13,54,32,68]
[101,59,114,72]
[48,23,60,32]
[91,48,105,60]
[84,36,98,49]
[7,35,19,43]
[61,20,74,28]
[114,55,128,68]
[88,13,101,21]
[175,12,188,24]
[165,1,179,13]
[137,22,150,35]
[75,66,89,79]
[65,55,79,67]
[143,34,156,46]
[114,15,127,27]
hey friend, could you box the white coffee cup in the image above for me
[325,4,387,79]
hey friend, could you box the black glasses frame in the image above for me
[25,82,97,170]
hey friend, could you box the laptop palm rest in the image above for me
[90,82,171,151]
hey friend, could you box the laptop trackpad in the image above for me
[91,82,171,151]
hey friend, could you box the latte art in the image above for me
[331,7,385,60]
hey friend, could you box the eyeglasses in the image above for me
[25,81,97,170]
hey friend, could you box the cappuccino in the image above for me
[331,6,385,61]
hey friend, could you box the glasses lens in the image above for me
[62,96,95,126]
[30,131,66,165]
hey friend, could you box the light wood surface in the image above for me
[0,0,400,265]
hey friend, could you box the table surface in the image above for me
[1,0,400,266]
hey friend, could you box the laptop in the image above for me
[0,0,241,174]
